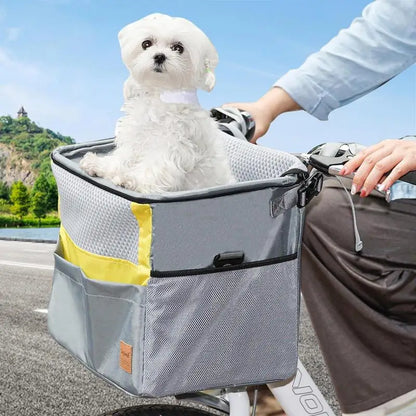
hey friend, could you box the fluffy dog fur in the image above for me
[80,13,235,193]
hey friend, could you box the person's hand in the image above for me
[341,139,416,197]
[222,101,274,142]
[223,87,302,143]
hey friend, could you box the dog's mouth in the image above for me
[153,66,164,73]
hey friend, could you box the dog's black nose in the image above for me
[153,54,166,65]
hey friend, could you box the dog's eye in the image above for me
[171,43,184,54]
[142,40,153,50]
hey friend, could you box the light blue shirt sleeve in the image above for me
[274,0,416,121]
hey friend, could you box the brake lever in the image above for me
[301,151,392,201]
[304,150,416,185]
[306,152,353,174]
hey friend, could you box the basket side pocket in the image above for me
[48,252,147,396]
[143,257,300,396]
[48,253,90,365]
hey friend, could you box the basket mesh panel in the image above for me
[53,164,140,263]
[143,259,299,396]
[223,135,306,182]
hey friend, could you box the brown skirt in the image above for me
[301,178,416,414]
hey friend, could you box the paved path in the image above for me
[0,240,339,415]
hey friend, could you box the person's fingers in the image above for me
[379,158,415,191]
[358,153,402,196]
[341,152,366,176]
[353,146,399,192]
[341,141,387,176]
[341,139,416,197]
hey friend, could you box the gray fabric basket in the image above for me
[48,134,307,397]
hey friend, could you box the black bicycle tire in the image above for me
[100,404,225,416]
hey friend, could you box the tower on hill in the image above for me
[17,106,28,118]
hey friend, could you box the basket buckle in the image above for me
[297,172,323,208]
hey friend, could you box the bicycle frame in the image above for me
[225,360,335,416]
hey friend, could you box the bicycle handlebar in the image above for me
[211,107,416,186]
[307,153,416,186]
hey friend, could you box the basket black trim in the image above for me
[51,150,304,204]
[51,150,161,204]
[151,252,297,277]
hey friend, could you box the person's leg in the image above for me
[301,178,416,414]
[344,388,416,415]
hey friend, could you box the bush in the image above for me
[0,215,21,227]
[0,214,60,228]
[22,214,60,227]
[0,199,11,213]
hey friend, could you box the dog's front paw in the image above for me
[111,170,155,193]
[112,173,140,192]
[80,152,101,177]
[111,175,137,190]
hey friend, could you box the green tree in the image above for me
[0,181,9,200]
[32,173,58,211]
[32,173,50,196]
[15,116,31,132]
[31,191,49,226]
[31,173,56,218]
[10,181,30,220]
[0,115,13,133]
[46,176,58,211]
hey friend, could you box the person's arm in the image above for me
[275,0,416,121]
[225,88,301,140]
[228,0,416,141]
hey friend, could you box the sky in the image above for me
[0,0,415,153]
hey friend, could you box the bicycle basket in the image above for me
[48,133,306,397]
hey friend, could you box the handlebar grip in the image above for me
[399,170,416,186]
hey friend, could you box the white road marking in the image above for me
[34,309,48,314]
[23,249,51,253]
[0,260,53,270]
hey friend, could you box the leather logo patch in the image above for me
[120,341,133,374]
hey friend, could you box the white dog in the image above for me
[80,13,235,193]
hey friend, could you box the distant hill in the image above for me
[0,115,75,186]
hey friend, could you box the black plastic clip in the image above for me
[297,172,323,208]
[213,251,245,268]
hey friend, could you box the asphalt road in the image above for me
[0,240,339,415]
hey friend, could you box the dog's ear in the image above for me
[171,16,218,92]
[118,21,140,68]
[203,58,217,92]
[195,34,218,92]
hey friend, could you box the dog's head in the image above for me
[118,13,218,92]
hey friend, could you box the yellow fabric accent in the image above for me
[130,202,152,285]
[59,202,152,285]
